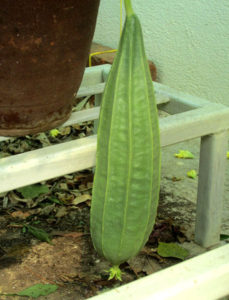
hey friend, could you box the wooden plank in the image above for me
[88,244,229,300]
[195,131,228,247]
[93,94,103,133]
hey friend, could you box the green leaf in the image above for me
[227,151,229,159]
[157,242,189,260]
[174,150,194,159]
[17,184,49,199]
[48,196,63,205]
[18,283,58,298]
[32,220,41,225]
[49,128,60,137]
[22,226,27,233]
[187,169,197,179]
[220,234,229,241]
[25,225,51,243]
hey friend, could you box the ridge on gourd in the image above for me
[90,0,161,281]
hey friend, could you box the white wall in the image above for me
[93,0,229,106]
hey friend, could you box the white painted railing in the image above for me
[89,243,229,300]
[1,64,229,247]
[1,64,229,299]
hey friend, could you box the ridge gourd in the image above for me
[90,0,161,280]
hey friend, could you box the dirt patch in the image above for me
[0,180,198,299]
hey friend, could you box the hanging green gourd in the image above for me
[90,0,161,280]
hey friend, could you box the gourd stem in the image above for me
[124,0,134,16]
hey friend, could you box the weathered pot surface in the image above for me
[0,0,100,136]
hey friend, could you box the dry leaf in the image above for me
[128,255,161,276]
[59,232,85,238]
[39,204,55,216]
[171,176,182,182]
[8,191,34,208]
[55,206,68,218]
[58,183,69,190]
[33,133,51,147]
[11,211,31,219]
[72,194,92,206]
[87,182,93,189]
[59,127,71,136]
[55,192,74,204]
[79,184,87,191]
[72,124,81,130]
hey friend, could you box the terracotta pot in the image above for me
[0,0,100,136]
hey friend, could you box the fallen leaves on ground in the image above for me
[157,242,189,260]
[17,184,49,199]
[187,169,197,179]
[128,255,162,276]
[0,283,58,298]
[174,150,194,159]
[24,225,52,244]
[147,218,188,245]
[0,118,94,156]
[11,211,31,220]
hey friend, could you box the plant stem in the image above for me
[124,0,134,16]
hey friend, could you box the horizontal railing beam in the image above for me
[80,65,110,87]
[0,135,97,193]
[80,65,210,113]
[1,103,229,193]
[154,81,211,114]
[159,103,229,146]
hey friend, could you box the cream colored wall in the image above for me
[93,0,229,106]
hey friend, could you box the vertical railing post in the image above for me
[195,131,228,247]
[94,94,102,133]
[93,65,111,133]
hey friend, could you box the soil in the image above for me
[0,170,196,300]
